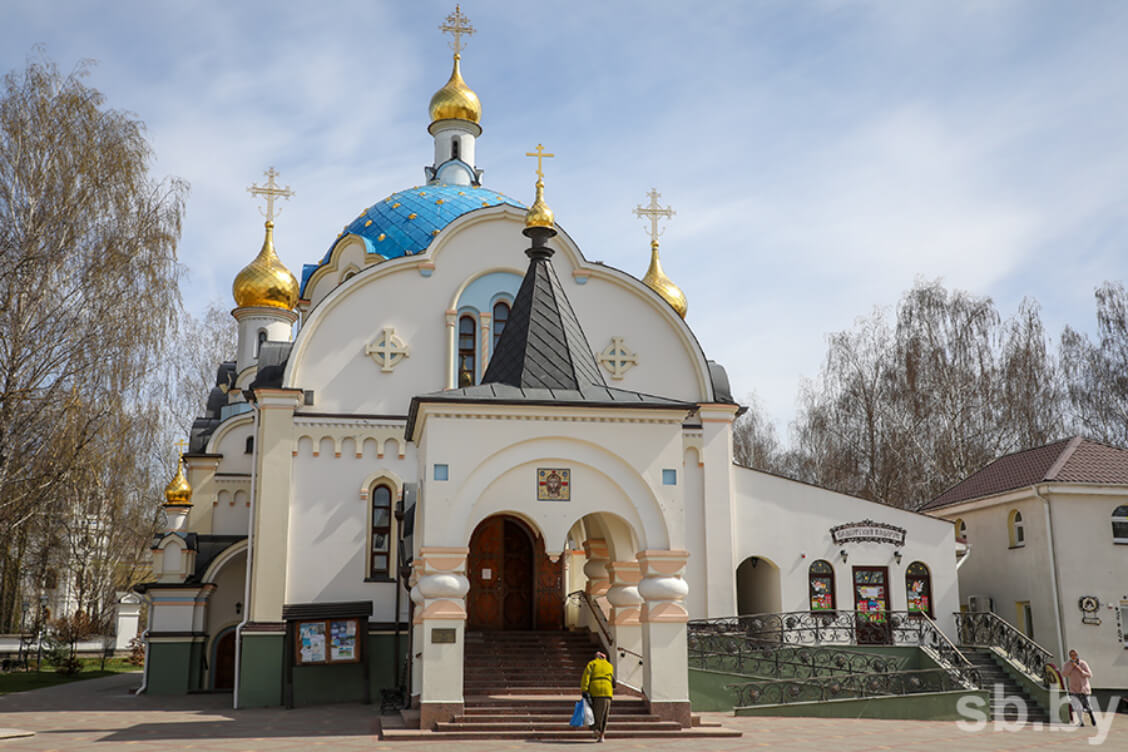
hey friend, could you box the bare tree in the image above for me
[1061,282,1128,445]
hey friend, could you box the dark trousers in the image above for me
[1070,693,1096,724]
[591,696,611,735]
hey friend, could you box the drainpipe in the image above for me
[1033,484,1067,664]
[233,400,261,710]
[956,542,972,570]
[137,628,151,694]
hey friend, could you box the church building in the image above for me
[137,8,960,728]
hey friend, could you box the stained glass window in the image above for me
[808,560,835,611]
[906,561,932,617]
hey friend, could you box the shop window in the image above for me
[954,518,967,542]
[492,301,510,349]
[458,315,476,386]
[369,484,393,578]
[1113,505,1128,544]
[905,562,933,617]
[1008,510,1025,548]
[808,560,835,611]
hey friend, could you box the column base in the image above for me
[647,700,691,727]
[420,701,464,729]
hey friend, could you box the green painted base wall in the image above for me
[734,690,990,720]
[146,641,203,695]
[237,631,406,708]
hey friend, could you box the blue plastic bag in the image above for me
[569,699,586,727]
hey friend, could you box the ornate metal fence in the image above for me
[953,610,1052,682]
[728,668,972,707]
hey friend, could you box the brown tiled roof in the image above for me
[923,437,1128,510]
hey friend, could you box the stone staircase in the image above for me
[961,647,1052,724]
[382,629,741,740]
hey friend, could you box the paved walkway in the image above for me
[0,673,1124,751]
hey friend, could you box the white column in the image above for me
[444,310,458,390]
[637,550,691,727]
[415,546,470,729]
[409,561,424,708]
[582,539,610,634]
[698,404,739,617]
[606,561,644,690]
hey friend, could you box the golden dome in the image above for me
[233,221,299,310]
[643,240,687,318]
[429,54,481,124]
[525,178,555,229]
[164,457,193,506]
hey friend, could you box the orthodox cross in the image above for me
[525,144,554,180]
[598,337,638,380]
[634,188,675,243]
[440,5,475,56]
[365,327,411,373]
[247,167,295,222]
[174,438,188,456]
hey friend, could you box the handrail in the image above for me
[727,667,972,707]
[565,590,644,693]
[953,611,1052,684]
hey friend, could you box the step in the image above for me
[435,720,685,732]
[455,712,663,722]
[382,727,744,741]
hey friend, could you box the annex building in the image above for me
[137,9,960,728]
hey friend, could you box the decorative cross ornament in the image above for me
[440,5,475,56]
[634,188,675,243]
[365,327,411,372]
[598,337,638,380]
[525,143,554,180]
[174,438,189,455]
[247,167,295,222]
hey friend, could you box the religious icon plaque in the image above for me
[537,468,570,501]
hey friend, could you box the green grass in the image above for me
[0,657,141,695]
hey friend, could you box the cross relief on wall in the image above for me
[598,336,638,380]
[365,326,410,372]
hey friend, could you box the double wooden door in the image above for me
[467,516,563,630]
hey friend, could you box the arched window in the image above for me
[1008,510,1025,548]
[1113,505,1128,544]
[954,518,967,542]
[451,137,460,161]
[458,315,476,386]
[492,301,510,349]
[369,484,393,578]
[244,436,254,455]
[808,560,835,611]
[256,330,267,357]
[906,562,932,616]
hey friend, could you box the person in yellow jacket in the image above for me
[580,650,615,742]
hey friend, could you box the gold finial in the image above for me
[247,166,294,222]
[164,454,193,507]
[524,144,555,229]
[439,5,475,57]
[635,189,687,318]
[233,168,300,310]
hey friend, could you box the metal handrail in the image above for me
[953,611,1053,683]
[565,590,644,693]
[728,667,973,707]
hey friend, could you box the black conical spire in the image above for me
[481,225,606,390]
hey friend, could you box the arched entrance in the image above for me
[467,515,563,630]
[212,628,236,690]
[736,555,782,616]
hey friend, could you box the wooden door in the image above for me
[852,566,890,645]
[467,515,563,630]
[213,629,236,689]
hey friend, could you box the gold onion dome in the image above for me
[232,221,299,310]
[643,240,687,318]
[164,458,193,506]
[525,179,555,229]
[429,54,481,124]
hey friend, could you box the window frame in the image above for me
[1113,505,1128,544]
[1008,509,1025,548]
[954,518,967,542]
[367,483,395,581]
[808,559,836,612]
[905,561,933,618]
[458,314,477,387]
[492,300,510,350]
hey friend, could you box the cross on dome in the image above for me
[174,438,188,456]
[247,167,295,223]
[634,188,675,245]
[440,5,476,57]
[525,143,554,181]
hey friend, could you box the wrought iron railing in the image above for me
[689,611,978,689]
[566,590,613,649]
[565,590,643,692]
[954,610,1052,683]
[728,668,972,707]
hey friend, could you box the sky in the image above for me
[2,1,1126,435]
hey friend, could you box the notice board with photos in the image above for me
[295,617,361,665]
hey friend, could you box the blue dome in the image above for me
[300,184,525,296]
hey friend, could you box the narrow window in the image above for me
[1016,601,1034,638]
[369,484,393,578]
[256,330,267,357]
[492,301,510,349]
[954,518,967,542]
[1009,510,1025,548]
[458,315,476,386]
[905,562,932,617]
[808,560,835,611]
[451,137,460,161]
[1113,505,1128,544]
[244,436,254,454]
